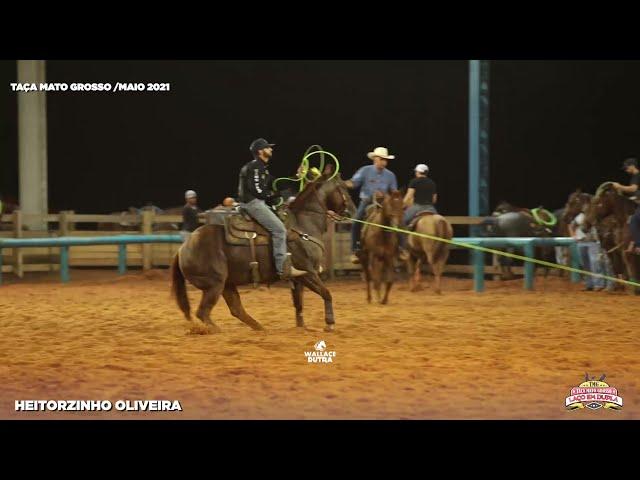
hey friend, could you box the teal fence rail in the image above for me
[0,235,183,284]
[0,234,580,291]
[457,237,580,292]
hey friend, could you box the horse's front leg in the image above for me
[361,252,372,303]
[300,273,335,332]
[381,260,394,305]
[291,280,305,327]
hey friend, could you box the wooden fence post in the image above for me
[59,211,71,237]
[142,210,153,270]
[13,210,23,278]
[492,253,500,281]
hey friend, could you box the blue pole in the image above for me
[524,242,535,290]
[60,246,69,283]
[469,60,480,223]
[118,244,127,275]
[473,250,485,292]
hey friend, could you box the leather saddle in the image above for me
[224,210,271,246]
[223,208,297,247]
[222,208,325,286]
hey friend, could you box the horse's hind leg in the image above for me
[222,284,265,331]
[196,284,224,333]
[381,278,393,304]
[291,280,305,327]
[410,258,422,292]
[431,259,444,295]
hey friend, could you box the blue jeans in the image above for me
[242,198,287,274]
[601,249,616,290]
[630,205,640,247]
[403,203,437,225]
[578,242,606,289]
[351,198,372,252]
[554,246,568,266]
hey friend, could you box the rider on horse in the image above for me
[238,138,308,280]
[612,157,640,254]
[344,146,399,264]
[398,163,438,257]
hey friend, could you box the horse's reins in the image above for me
[293,179,349,222]
[287,181,339,254]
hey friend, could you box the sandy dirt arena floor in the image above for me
[1,268,638,419]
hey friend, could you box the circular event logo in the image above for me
[565,374,623,411]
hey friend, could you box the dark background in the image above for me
[1,60,639,214]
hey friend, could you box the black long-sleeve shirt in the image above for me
[238,158,275,203]
[182,204,202,232]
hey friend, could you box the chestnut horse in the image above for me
[358,190,404,304]
[171,173,355,332]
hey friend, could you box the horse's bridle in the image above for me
[295,180,350,221]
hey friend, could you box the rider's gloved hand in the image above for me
[266,193,282,207]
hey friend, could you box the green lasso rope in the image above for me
[342,216,640,289]
[531,207,557,227]
[272,145,341,193]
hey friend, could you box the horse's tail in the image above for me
[432,216,452,264]
[171,253,191,320]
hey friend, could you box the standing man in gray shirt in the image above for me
[345,146,399,264]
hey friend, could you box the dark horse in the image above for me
[481,201,556,279]
[358,190,404,304]
[587,182,640,294]
[171,172,355,332]
[562,190,592,225]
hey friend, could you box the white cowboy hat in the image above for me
[367,146,395,160]
[415,163,429,173]
[185,190,197,199]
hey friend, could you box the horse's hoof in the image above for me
[207,324,222,334]
[324,324,335,333]
[188,323,220,335]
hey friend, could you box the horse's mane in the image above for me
[595,181,616,198]
[593,181,637,218]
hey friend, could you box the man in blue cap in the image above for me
[238,138,308,280]
[612,157,640,254]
